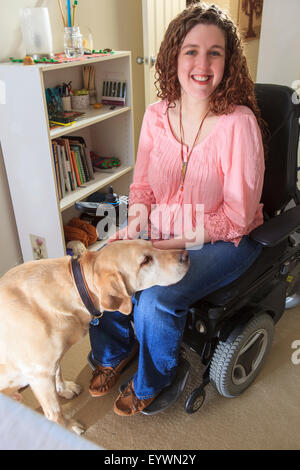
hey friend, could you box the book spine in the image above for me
[57,144,65,198]
[74,149,84,184]
[65,139,78,189]
[72,147,85,184]
[60,144,72,193]
[84,145,95,180]
[62,140,74,190]
[52,142,62,199]
[71,150,82,186]
[78,143,90,181]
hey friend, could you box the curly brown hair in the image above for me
[155,2,269,155]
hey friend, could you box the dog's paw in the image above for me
[57,381,82,399]
[69,419,85,435]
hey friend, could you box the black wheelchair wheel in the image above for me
[209,313,274,398]
[185,387,206,414]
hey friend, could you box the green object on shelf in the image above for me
[9,56,60,64]
[73,88,89,96]
[9,57,23,63]
[91,49,114,54]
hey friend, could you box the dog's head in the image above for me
[92,240,190,315]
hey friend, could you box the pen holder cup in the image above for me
[62,96,72,111]
[89,89,97,105]
[71,94,89,110]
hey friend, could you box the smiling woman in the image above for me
[155,3,268,145]
[89,2,267,417]
[177,24,226,103]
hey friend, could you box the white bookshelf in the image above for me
[0,52,134,261]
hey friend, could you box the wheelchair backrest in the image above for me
[254,83,300,217]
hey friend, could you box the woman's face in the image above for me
[177,23,226,103]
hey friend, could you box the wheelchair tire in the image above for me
[209,313,274,398]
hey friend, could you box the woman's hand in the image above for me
[152,239,187,250]
[152,230,211,250]
[108,205,150,244]
[107,221,143,244]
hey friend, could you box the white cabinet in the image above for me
[0,52,134,261]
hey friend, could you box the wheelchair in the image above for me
[141,83,300,415]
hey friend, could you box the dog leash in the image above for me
[71,257,103,326]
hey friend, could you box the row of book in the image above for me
[52,136,95,200]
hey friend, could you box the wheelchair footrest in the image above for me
[141,357,190,416]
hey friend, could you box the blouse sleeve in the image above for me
[129,107,156,211]
[204,112,265,246]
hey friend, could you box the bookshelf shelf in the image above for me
[60,165,133,211]
[39,51,130,72]
[50,105,131,139]
[0,52,134,261]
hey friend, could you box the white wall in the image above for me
[257,0,300,86]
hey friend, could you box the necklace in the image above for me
[179,99,210,191]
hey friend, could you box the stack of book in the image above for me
[52,136,95,199]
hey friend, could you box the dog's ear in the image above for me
[98,271,132,315]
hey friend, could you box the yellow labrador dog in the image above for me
[0,240,189,434]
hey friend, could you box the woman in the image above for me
[89,3,267,416]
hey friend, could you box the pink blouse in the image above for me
[129,100,265,246]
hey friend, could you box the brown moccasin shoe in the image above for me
[89,343,139,397]
[114,379,157,416]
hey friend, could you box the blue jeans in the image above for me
[89,237,262,399]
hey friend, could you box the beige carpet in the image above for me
[22,306,300,450]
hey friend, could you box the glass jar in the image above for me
[64,26,84,58]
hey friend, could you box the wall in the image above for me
[212,0,260,81]
[257,0,300,86]
[0,0,145,275]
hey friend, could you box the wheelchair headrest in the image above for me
[254,83,300,216]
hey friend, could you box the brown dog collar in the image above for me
[71,257,103,325]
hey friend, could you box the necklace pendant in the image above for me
[180,185,184,191]
[181,161,187,180]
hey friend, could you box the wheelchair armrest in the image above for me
[250,205,300,247]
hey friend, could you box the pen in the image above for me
[58,0,66,27]
[67,0,72,27]
[72,1,78,26]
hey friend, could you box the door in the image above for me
[140,0,186,107]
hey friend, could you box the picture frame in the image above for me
[237,0,264,41]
